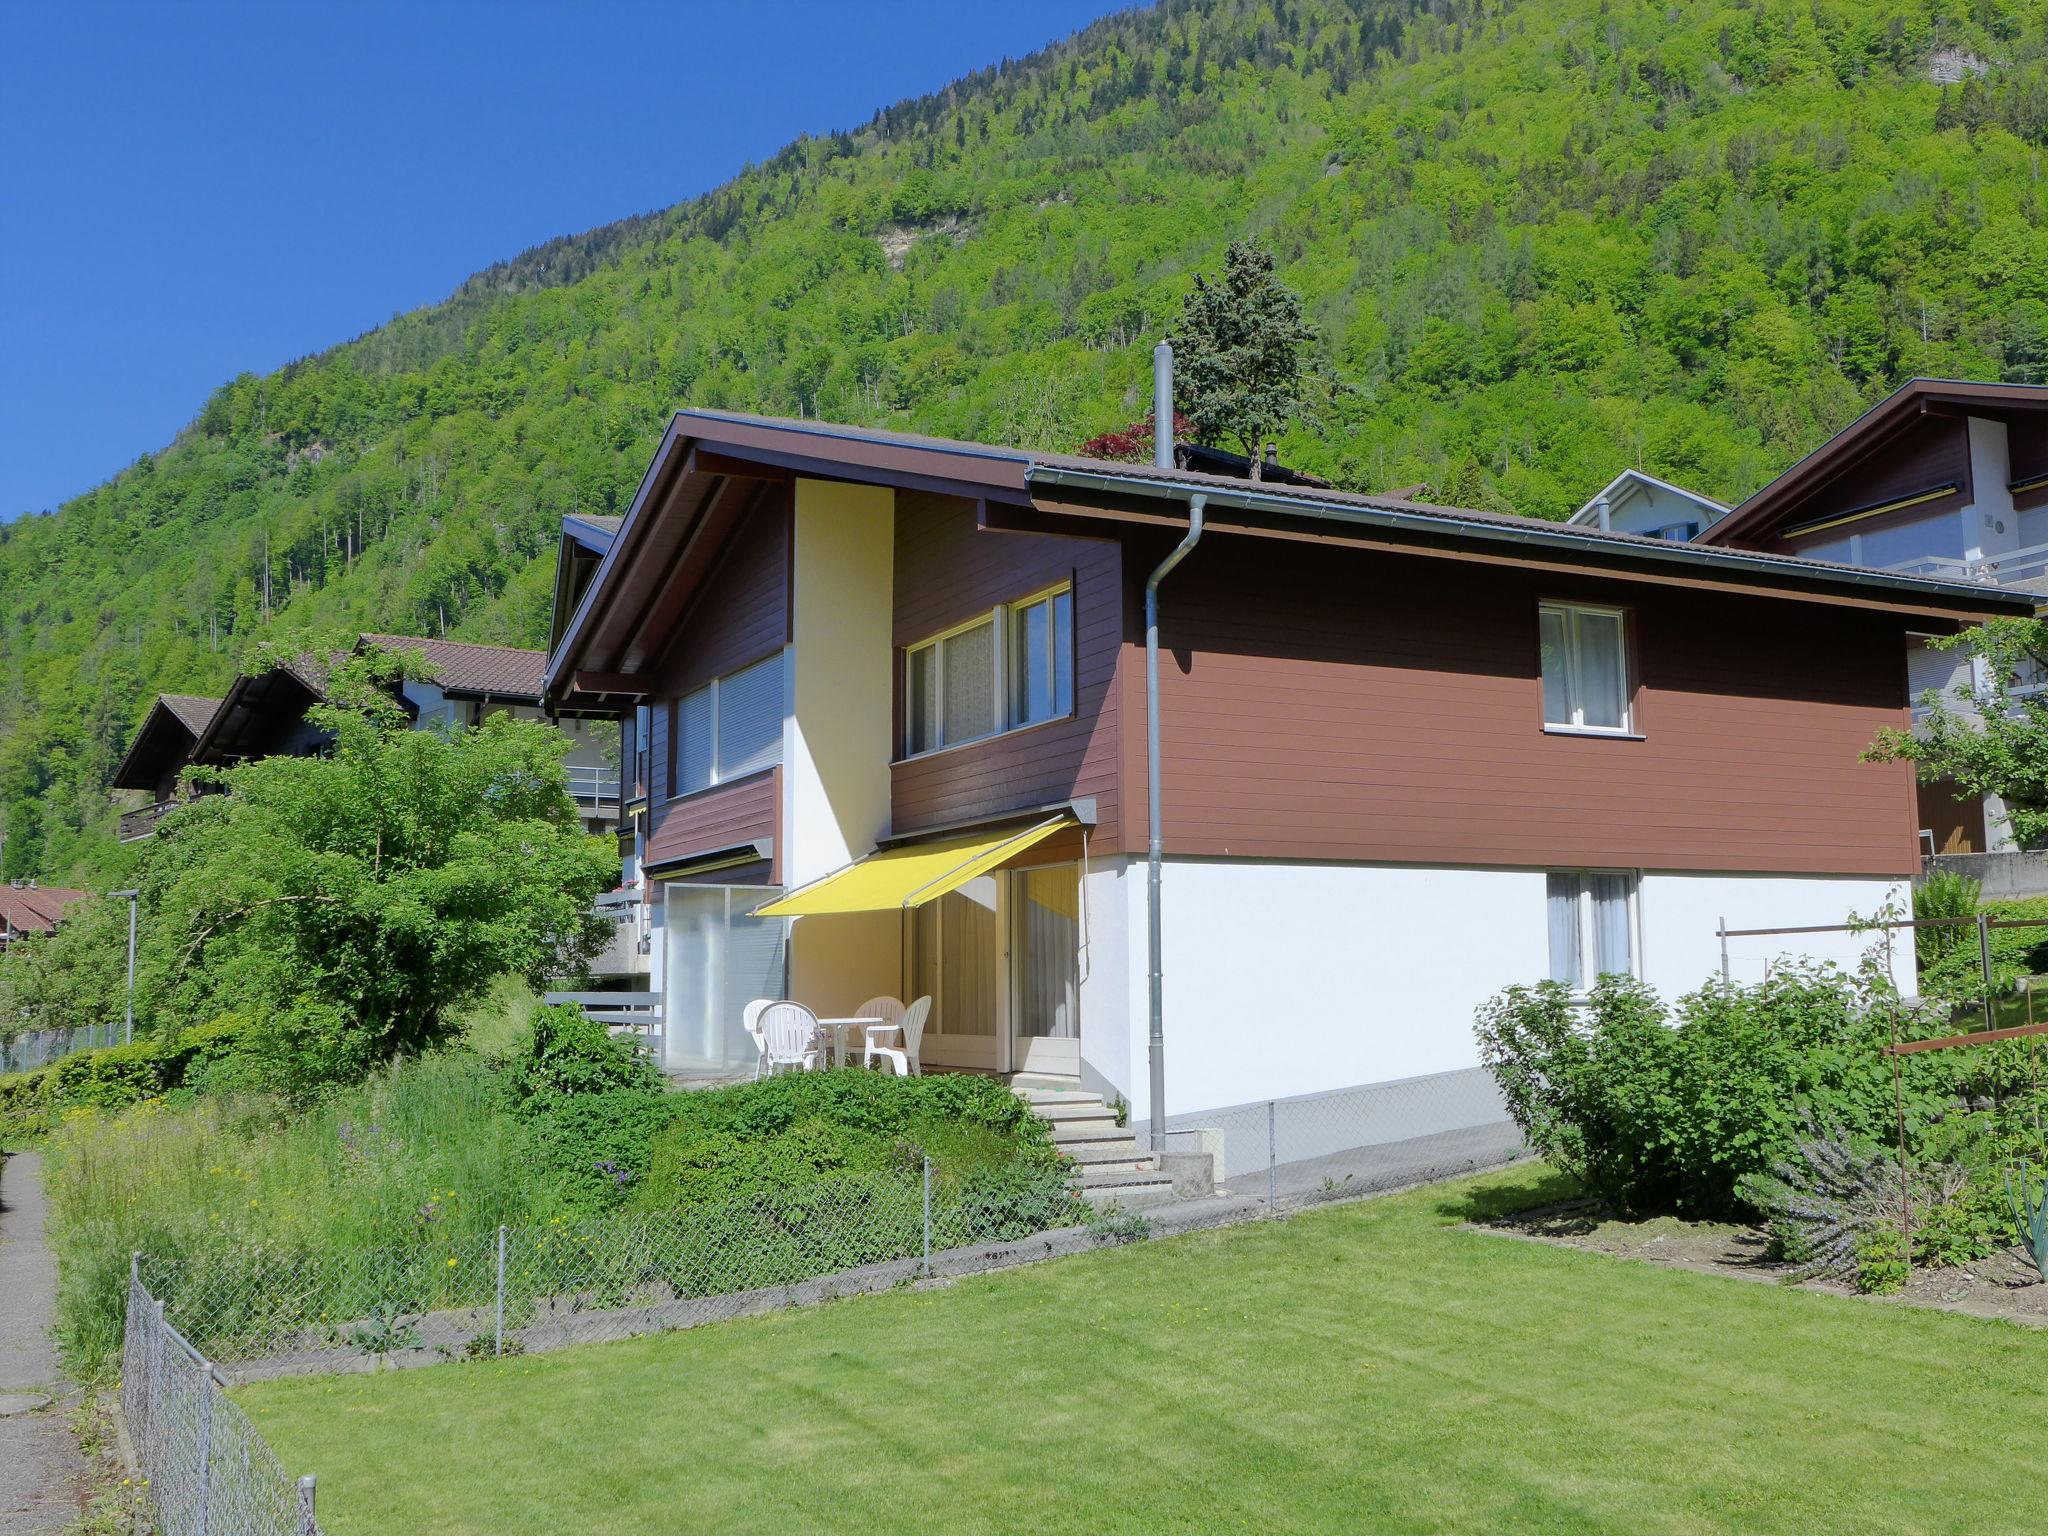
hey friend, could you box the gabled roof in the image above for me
[546,410,2036,708]
[1569,469,1729,528]
[562,514,623,553]
[1701,378,2048,548]
[110,692,225,792]
[0,884,87,938]
[357,634,544,701]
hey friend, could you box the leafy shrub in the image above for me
[1478,962,1965,1219]
[1919,895,2048,1004]
[520,1088,676,1210]
[1912,869,1981,980]
[504,1004,660,1113]
[1853,1226,1909,1295]
[1472,974,1680,1214]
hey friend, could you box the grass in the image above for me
[239,1165,2048,1535]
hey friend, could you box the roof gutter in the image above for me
[1025,464,2037,614]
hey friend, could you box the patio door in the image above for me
[908,875,1001,1070]
[662,883,788,1074]
[1010,862,1080,1078]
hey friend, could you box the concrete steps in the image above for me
[1016,1083,1178,1210]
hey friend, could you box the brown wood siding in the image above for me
[1759,415,1969,551]
[889,490,1124,844]
[645,495,790,803]
[647,766,780,881]
[1119,532,1921,876]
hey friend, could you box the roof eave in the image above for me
[1024,463,2038,619]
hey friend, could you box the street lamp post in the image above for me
[111,888,139,1045]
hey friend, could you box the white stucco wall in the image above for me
[1115,857,1919,1125]
[1639,872,1915,995]
[784,476,900,1016]
[1073,851,1133,1107]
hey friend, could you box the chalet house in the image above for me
[111,635,619,841]
[544,408,2027,1152]
[1696,379,2048,854]
[1568,469,1729,542]
[0,881,87,951]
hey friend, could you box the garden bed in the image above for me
[1477,1197,2048,1327]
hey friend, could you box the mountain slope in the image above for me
[6,0,2048,880]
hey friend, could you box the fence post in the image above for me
[297,1474,318,1536]
[494,1225,507,1358]
[1718,916,1730,983]
[921,1156,933,1277]
[1979,912,1997,1034]
[1267,1100,1277,1208]
[194,1356,215,1536]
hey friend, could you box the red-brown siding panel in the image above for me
[1123,533,1919,876]
[651,494,791,698]
[647,767,780,881]
[890,491,1124,843]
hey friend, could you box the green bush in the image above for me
[1853,1225,1909,1295]
[1919,895,2048,1003]
[504,1004,661,1113]
[521,1088,679,1210]
[1478,963,1973,1219]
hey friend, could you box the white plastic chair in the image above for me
[853,996,905,1070]
[863,995,930,1077]
[759,1002,827,1075]
[741,998,773,1080]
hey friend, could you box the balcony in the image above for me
[565,763,623,810]
[117,799,182,842]
[1887,539,2048,589]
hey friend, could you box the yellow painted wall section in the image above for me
[786,477,902,1012]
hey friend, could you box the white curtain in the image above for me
[1590,874,1632,978]
[1014,865,1079,1041]
[1575,610,1626,728]
[942,619,996,744]
[1539,606,1573,726]
[1546,873,1582,988]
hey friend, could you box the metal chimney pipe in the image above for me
[1593,494,1611,532]
[1152,341,1174,470]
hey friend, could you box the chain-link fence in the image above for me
[1,1023,120,1075]
[141,1156,1094,1380]
[1157,1066,1524,1209]
[122,1265,320,1536]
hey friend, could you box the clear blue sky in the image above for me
[0,0,1120,522]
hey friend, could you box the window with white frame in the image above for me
[1539,601,1632,733]
[1546,871,1638,991]
[905,584,1074,757]
[670,650,786,798]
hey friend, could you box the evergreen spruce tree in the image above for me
[1172,240,1318,480]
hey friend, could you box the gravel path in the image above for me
[0,1152,89,1534]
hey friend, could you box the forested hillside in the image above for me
[6,0,2048,881]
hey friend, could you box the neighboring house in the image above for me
[0,881,87,951]
[543,408,2025,1150]
[1697,379,2048,854]
[1569,469,1730,542]
[110,635,620,842]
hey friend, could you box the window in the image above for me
[669,650,786,798]
[1546,872,1637,990]
[905,584,1074,756]
[1651,521,1698,542]
[1539,601,1631,733]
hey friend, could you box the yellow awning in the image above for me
[751,817,1069,917]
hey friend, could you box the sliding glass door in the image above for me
[662,884,788,1073]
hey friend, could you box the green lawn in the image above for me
[239,1167,2048,1535]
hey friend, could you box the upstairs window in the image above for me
[671,650,786,798]
[1651,521,1698,542]
[1539,601,1631,734]
[906,584,1074,757]
[1547,871,1637,991]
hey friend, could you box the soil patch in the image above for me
[1478,1197,2048,1327]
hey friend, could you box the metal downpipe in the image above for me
[1145,491,1205,1152]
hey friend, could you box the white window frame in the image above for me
[902,581,1075,760]
[1539,599,1635,736]
[1546,869,1642,992]
[668,649,786,802]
